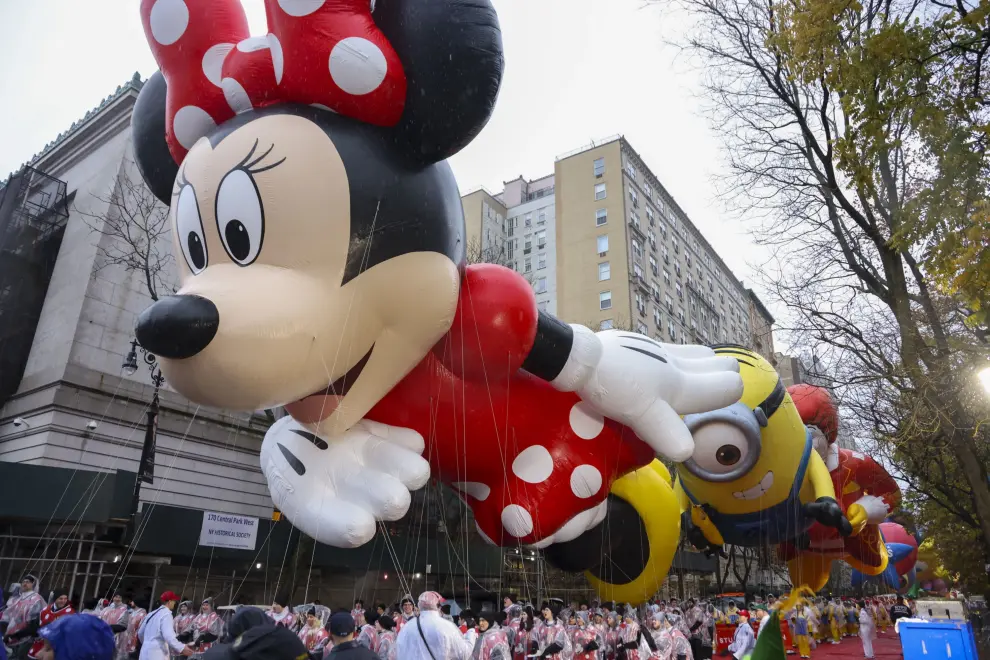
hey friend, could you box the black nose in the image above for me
[135,295,219,359]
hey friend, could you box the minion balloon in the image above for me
[675,346,852,551]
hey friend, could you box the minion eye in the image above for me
[689,423,751,476]
[682,402,763,482]
[716,444,742,466]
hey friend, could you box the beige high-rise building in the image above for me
[463,135,775,353]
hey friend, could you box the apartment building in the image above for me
[462,174,558,315]
[464,135,775,355]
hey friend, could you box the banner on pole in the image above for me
[198,511,259,551]
[137,410,158,484]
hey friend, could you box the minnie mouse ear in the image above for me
[374,0,504,165]
[132,71,179,206]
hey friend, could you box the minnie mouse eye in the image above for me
[215,168,265,266]
[176,185,208,274]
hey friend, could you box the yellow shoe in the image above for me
[545,460,680,605]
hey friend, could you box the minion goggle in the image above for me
[680,377,786,482]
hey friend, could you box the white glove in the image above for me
[552,328,744,462]
[260,416,431,548]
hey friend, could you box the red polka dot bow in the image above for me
[140,0,407,163]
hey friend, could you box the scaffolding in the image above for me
[0,166,69,409]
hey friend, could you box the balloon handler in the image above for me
[130,0,743,604]
[776,385,901,592]
[674,347,853,557]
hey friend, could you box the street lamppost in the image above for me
[122,339,165,536]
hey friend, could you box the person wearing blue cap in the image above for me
[33,614,114,660]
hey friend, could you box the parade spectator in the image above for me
[191,599,222,653]
[268,595,295,629]
[727,610,754,660]
[858,600,877,660]
[395,592,472,659]
[889,596,912,625]
[35,613,115,660]
[122,598,147,660]
[473,611,511,660]
[136,591,193,660]
[203,606,307,660]
[298,608,329,655]
[373,614,396,660]
[2,576,46,660]
[326,612,378,660]
[27,587,74,660]
[173,602,194,643]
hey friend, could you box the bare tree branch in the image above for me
[77,162,173,302]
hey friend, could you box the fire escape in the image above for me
[0,166,70,408]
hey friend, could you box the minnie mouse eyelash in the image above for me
[235,139,287,175]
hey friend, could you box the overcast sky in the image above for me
[0,0,778,335]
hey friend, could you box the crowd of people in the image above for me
[0,573,946,660]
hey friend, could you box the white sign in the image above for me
[198,511,259,551]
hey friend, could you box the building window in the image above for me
[676,281,683,298]
[629,189,638,206]
[645,183,652,198]
[631,213,640,230]
[654,308,662,327]
[637,321,648,335]
[632,239,643,259]
[676,263,682,277]
[650,255,659,276]
[668,320,677,340]
[600,291,612,310]
[634,263,643,279]
[597,234,609,254]
[666,295,673,312]
[651,281,660,302]
[673,238,679,253]
[646,207,655,226]
[678,307,686,324]
[595,183,607,200]
[524,240,532,254]
[636,292,646,314]
[535,277,547,294]
[648,230,656,249]
[538,253,547,270]
[600,319,614,330]
[626,163,637,180]
[524,257,532,273]
[663,270,671,287]
[538,210,547,225]
[599,261,611,281]
[596,208,608,226]
[594,157,605,177]
[536,229,547,249]
[538,300,549,312]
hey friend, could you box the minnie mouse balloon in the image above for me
[131,0,742,606]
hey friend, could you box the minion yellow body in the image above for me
[674,346,841,548]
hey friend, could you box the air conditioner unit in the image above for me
[599,251,607,257]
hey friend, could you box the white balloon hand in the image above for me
[560,328,743,462]
[260,416,431,548]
